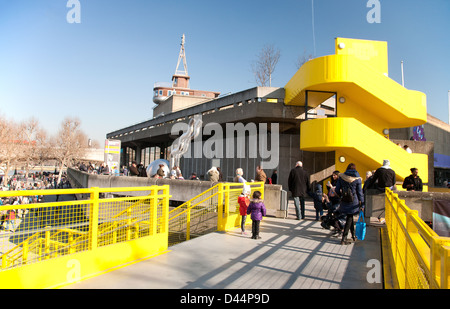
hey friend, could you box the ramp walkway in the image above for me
[65,201,383,289]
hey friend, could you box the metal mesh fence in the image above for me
[0,186,169,270]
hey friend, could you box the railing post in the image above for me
[2,255,8,269]
[126,209,132,240]
[217,183,224,231]
[442,245,450,289]
[89,187,100,251]
[186,201,191,241]
[150,186,158,236]
[23,242,29,264]
[68,234,74,254]
[44,228,51,259]
[224,183,230,216]
[161,185,170,234]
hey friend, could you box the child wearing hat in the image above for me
[238,184,251,235]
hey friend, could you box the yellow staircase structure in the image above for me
[285,38,428,187]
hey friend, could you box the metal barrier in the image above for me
[0,185,170,289]
[168,182,264,246]
[385,188,450,289]
[0,182,264,288]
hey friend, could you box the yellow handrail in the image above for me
[167,182,264,245]
[385,188,450,289]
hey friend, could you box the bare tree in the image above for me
[0,116,23,185]
[51,117,88,185]
[19,117,48,180]
[252,44,281,87]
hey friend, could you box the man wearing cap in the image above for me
[368,159,396,191]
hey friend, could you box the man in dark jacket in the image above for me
[402,168,423,191]
[288,161,311,220]
[129,161,140,176]
[367,159,396,191]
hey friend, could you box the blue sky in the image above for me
[0,0,449,144]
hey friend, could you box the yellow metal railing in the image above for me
[0,181,264,288]
[0,185,170,289]
[385,188,450,289]
[168,182,264,246]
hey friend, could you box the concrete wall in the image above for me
[67,168,287,218]
[365,189,450,223]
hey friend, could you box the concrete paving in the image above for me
[65,200,383,290]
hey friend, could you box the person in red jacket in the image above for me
[6,209,15,232]
[238,184,251,235]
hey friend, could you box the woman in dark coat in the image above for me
[335,163,364,245]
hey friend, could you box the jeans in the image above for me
[241,215,247,232]
[293,196,305,219]
[315,209,323,220]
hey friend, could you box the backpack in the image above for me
[340,181,354,203]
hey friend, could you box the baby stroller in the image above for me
[320,203,346,236]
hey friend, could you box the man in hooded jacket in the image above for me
[367,159,396,191]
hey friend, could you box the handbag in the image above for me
[355,210,366,240]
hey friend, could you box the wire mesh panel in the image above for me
[167,182,265,246]
[0,190,92,269]
[168,185,219,246]
[0,186,169,271]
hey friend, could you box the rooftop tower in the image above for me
[152,34,219,106]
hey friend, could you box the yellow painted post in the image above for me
[186,201,191,241]
[217,183,224,231]
[89,187,100,251]
[442,246,450,289]
[431,237,442,289]
[2,255,8,269]
[22,242,29,264]
[149,186,158,236]
[162,185,170,234]
[113,221,118,244]
[224,183,230,216]
[126,209,132,240]
[45,229,51,259]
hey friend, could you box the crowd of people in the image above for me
[0,172,71,233]
[79,160,279,185]
[285,159,425,245]
[77,157,429,244]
